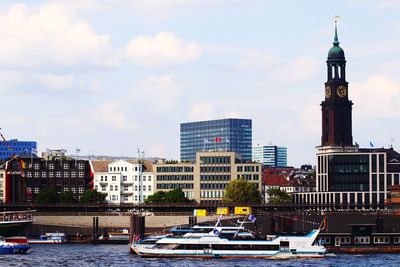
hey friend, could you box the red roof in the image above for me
[265,174,289,186]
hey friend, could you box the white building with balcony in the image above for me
[92,160,154,204]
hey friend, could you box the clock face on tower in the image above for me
[325,86,331,98]
[336,85,347,98]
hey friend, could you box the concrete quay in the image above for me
[27,212,223,236]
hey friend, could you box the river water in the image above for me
[1,244,399,267]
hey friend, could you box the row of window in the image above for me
[99,175,152,182]
[201,175,230,181]
[156,166,194,173]
[27,187,85,194]
[237,174,259,181]
[95,185,152,192]
[200,183,227,189]
[156,183,193,189]
[109,166,142,172]
[26,171,85,178]
[320,236,400,245]
[29,162,85,170]
[156,175,193,181]
[200,166,230,173]
[237,165,259,172]
[200,190,224,198]
[200,156,231,165]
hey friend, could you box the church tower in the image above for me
[321,22,353,147]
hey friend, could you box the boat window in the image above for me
[373,236,389,244]
[394,237,400,244]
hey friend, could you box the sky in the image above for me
[0,0,400,167]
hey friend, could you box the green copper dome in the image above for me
[327,23,345,61]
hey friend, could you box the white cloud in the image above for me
[126,32,201,67]
[352,74,400,120]
[0,3,118,70]
[270,56,320,82]
[129,75,185,112]
[236,50,278,69]
[93,101,135,130]
[187,102,216,121]
[111,0,246,20]
[39,73,99,92]
[0,71,24,91]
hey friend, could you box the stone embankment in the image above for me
[28,212,225,235]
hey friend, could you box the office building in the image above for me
[252,145,287,167]
[180,118,252,162]
[0,140,37,161]
[154,151,262,204]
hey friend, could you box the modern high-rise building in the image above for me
[0,140,37,161]
[180,118,252,162]
[252,145,287,167]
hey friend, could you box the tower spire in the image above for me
[333,16,340,46]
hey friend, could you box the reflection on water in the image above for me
[1,244,400,267]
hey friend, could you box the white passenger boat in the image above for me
[29,233,66,244]
[134,227,326,259]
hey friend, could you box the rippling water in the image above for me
[1,244,400,267]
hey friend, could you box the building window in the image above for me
[110,185,113,191]
[394,237,400,244]
[41,171,47,177]
[135,185,138,191]
[143,176,146,181]
[63,163,69,169]
[148,185,151,192]
[34,163,40,170]
[78,171,84,177]
[134,195,138,201]
[71,171,76,177]
[49,163,54,170]
[48,172,54,177]
[148,176,152,181]
[34,187,39,194]
[115,185,118,191]
[95,185,98,190]
[64,171,69,178]
[124,195,128,201]
[78,162,84,169]
[122,176,127,182]
[112,176,116,181]
[143,185,146,191]
[101,186,106,191]
[78,187,84,193]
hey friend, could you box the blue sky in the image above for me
[0,0,400,166]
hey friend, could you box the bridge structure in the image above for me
[1,202,398,213]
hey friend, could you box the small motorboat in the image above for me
[0,237,30,254]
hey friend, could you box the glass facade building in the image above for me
[180,119,252,162]
[0,140,37,161]
[252,145,287,167]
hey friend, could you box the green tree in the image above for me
[145,191,165,204]
[145,188,191,204]
[80,189,106,204]
[35,187,59,204]
[222,178,261,204]
[59,190,77,203]
[267,188,291,204]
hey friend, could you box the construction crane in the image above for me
[0,128,13,151]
